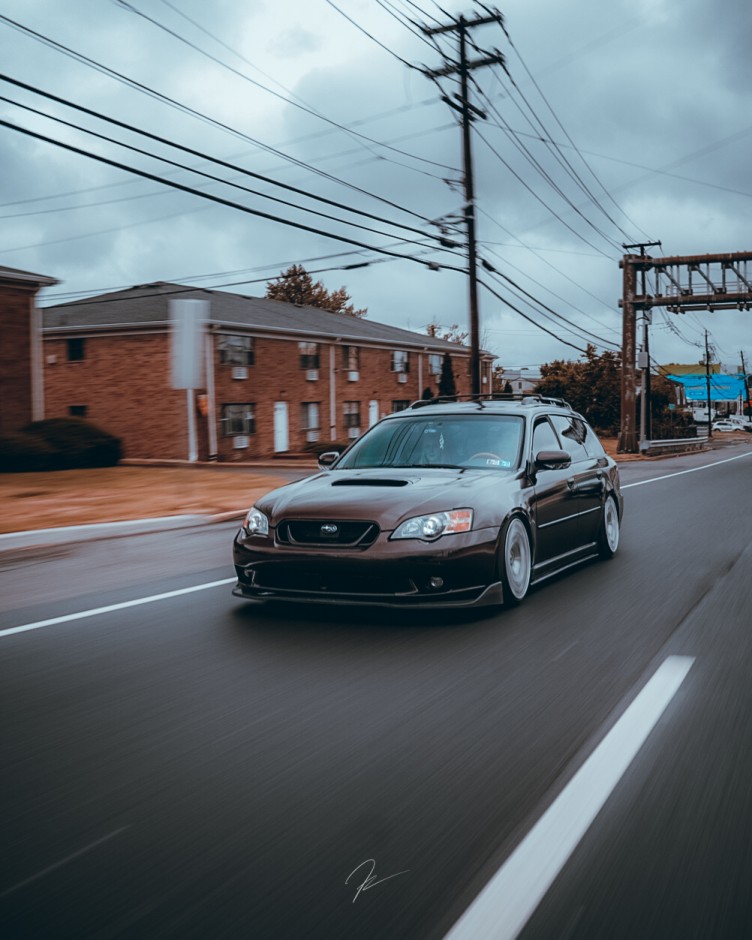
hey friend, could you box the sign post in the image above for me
[169,299,208,462]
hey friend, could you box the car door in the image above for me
[529,416,581,572]
[549,413,605,545]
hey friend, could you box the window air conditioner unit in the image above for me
[306,369,319,381]
[397,372,408,383]
[233,435,249,449]
[232,367,248,380]
[348,427,360,439]
[306,430,320,443]
[347,370,359,382]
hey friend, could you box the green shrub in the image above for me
[0,418,123,472]
[649,412,697,440]
[0,432,56,472]
[23,418,122,469]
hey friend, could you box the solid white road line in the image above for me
[621,449,752,489]
[444,655,695,940]
[0,577,237,639]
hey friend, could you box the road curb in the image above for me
[0,512,246,555]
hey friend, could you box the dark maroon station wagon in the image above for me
[232,396,623,609]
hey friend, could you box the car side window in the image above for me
[550,414,589,462]
[532,417,561,457]
[581,420,606,458]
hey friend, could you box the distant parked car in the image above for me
[233,395,623,610]
[726,416,752,432]
[712,419,739,432]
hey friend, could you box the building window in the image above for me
[343,401,361,429]
[67,338,86,361]
[218,334,254,366]
[222,403,256,436]
[299,342,320,370]
[428,354,442,376]
[391,350,409,373]
[301,402,320,431]
[342,345,360,372]
[69,405,88,417]
[391,400,410,412]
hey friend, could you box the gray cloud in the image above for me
[0,0,750,370]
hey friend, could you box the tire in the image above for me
[500,516,532,607]
[597,495,620,559]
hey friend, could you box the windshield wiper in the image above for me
[393,463,465,469]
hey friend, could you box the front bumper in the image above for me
[232,527,503,608]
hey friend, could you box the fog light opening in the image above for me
[428,576,444,590]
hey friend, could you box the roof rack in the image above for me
[408,392,573,410]
[408,393,495,410]
[519,394,572,408]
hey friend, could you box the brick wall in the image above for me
[212,337,475,460]
[0,286,34,434]
[43,329,477,460]
[43,331,188,459]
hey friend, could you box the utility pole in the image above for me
[741,350,750,417]
[704,329,713,438]
[623,241,661,449]
[423,11,505,397]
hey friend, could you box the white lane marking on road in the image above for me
[621,449,752,489]
[444,655,695,940]
[0,827,130,898]
[0,578,237,639]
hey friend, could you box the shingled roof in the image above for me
[1,265,59,287]
[42,281,493,356]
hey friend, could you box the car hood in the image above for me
[257,466,513,530]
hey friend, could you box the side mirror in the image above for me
[318,450,341,469]
[534,449,571,471]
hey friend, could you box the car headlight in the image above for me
[242,507,269,537]
[391,508,473,541]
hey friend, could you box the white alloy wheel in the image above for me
[598,496,620,559]
[502,517,531,605]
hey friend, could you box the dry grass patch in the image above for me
[0,466,286,533]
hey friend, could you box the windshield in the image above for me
[336,414,524,470]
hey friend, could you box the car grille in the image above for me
[276,520,379,547]
[254,566,415,596]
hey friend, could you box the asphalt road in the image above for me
[1,443,752,939]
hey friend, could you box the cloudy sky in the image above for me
[2,0,751,372]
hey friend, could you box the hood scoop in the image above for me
[331,478,409,487]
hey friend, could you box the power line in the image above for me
[474,126,617,258]
[4,91,458,250]
[471,74,627,252]
[491,15,651,243]
[115,0,454,172]
[324,0,416,68]
[478,276,591,354]
[0,14,450,219]
[480,265,620,349]
[0,75,453,243]
[0,116,467,274]
[479,243,621,336]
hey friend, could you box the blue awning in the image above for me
[666,373,747,401]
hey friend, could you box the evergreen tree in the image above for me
[265,265,367,317]
[438,352,457,398]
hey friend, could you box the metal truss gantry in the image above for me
[619,250,752,452]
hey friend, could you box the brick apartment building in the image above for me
[0,265,58,434]
[41,282,496,460]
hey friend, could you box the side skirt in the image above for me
[531,542,598,584]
